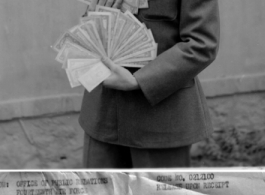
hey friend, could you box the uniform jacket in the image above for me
[79,0,220,148]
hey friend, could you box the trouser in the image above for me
[83,133,191,168]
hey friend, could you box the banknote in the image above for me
[115,39,154,61]
[79,21,107,56]
[78,61,111,92]
[53,31,86,52]
[124,10,143,26]
[114,27,151,59]
[55,42,98,64]
[54,6,159,91]
[66,59,100,87]
[113,27,146,58]
[86,12,112,57]
[110,12,134,56]
[120,49,157,63]
[114,45,157,63]
[80,17,103,50]
[112,11,144,57]
[121,0,139,14]
[95,6,120,54]
[67,58,100,70]
[114,28,155,59]
[69,26,99,54]
[121,42,158,63]
[62,46,100,69]
[118,30,156,59]
[139,0,149,9]
[109,15,126,57]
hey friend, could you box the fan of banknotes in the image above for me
[53,5,157,92]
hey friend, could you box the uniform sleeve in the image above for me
[133,0,220,106]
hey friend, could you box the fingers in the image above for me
[112,0,123,9]
[88,0,98,11]
[101,57,117,71]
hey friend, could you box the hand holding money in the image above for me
[53,5,157,92]
[102,58,139,91]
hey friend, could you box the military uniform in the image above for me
[79,0,220,168]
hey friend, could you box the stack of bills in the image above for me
[78,0,149,14]
[53,5,157,92]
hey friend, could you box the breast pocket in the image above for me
[139,0,178,22]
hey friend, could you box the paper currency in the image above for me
[114,46,156,63]
[114,27,151,59]
[79,21,107,56]
[78,61,111,92]
[66,59,100,88]
[62,46,100,69]
[55,42,98,64]
[53,6,158,92]
[53,32,86,52]
[121,0,140,14]
[110,11,134,55]
[85,12,112,57]
[67,58,100,70]
[95,5,121,58]
[112,10,144,57]
[69,26,102,55]
[139,0,149,9]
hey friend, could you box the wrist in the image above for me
[130,77,140,90]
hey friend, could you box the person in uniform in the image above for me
[79,0,220,168]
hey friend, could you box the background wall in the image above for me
[202,0,265,79]
[0,0,85,120]
[200,0,265,97]
[0,0,265,168]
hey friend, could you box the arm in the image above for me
[134,0,220,106]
